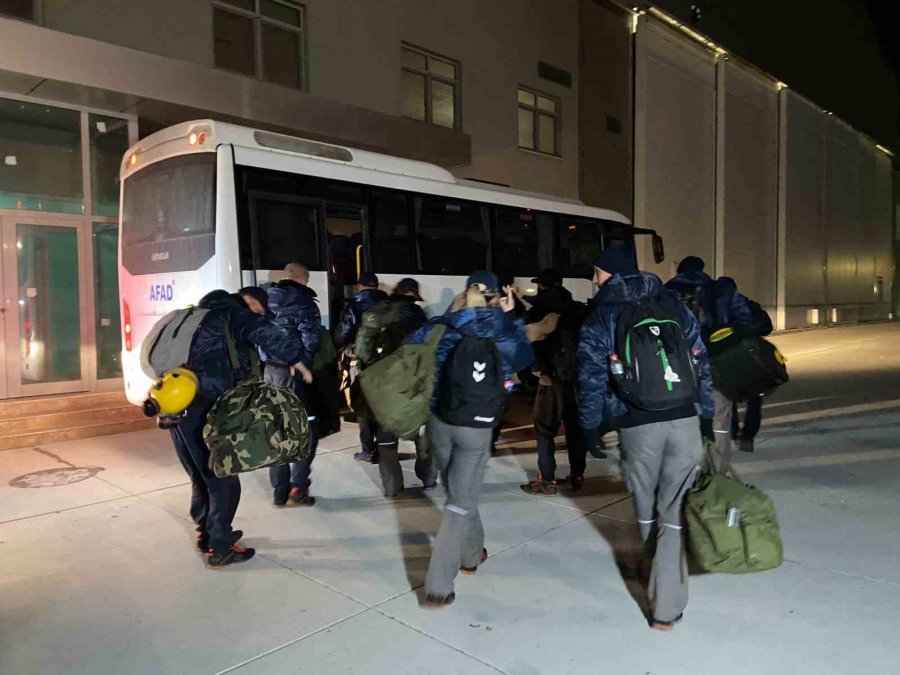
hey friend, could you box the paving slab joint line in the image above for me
[214,607,372,675]
[372,607,510,675]
[259,550,377,609]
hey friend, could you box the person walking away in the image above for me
[354,278,436,496]
[170,289,307,567]
[578,247,714,630]
[334,271,388,463]
[665,258,754,473]
[488,273,528,455]
[263,263,322,507]
[407,272,533,608]
[728,284,774,453]
[520,269,589,494]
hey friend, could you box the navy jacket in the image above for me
[407,307,534,411]
[664,271,755,339]
[186,290,303,401]
[577,272,715,431]
[335,288,389,348]
[385,294,428,335]
[264,280,322,368]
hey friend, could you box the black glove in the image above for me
[699,418,714,442]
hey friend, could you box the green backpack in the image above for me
[203,324,311,478]
[358,324,446,440]
[684,441,783,574]
[354,301,405,367]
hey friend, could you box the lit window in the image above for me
[518,86,559,156]
[401,45,460,130]
[213,0,305,89]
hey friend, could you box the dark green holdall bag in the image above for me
[203,325,311,478]
[684,441,784,574]
[358,324,446,440]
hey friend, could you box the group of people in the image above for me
[168,245,771,630]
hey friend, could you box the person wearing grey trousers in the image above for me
[578,247,714,631]
[406,272,534,609]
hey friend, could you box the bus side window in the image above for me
[250,195,323,271]
[371,190,416,273]
[557,217,601,278]
[414,196,488,275]
[493,207,540,279]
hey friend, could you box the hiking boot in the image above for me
[207,544,255,568]
[520,479,558,496]
[565,475,585,492]
[288,487,316,506]
[273,490,289,507]
[739,439,755,453]
[196,529,243,552]
[461,548,488,575]
[423,591,456,610]
[353,450,379,464]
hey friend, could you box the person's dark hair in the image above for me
[677,256,706,274]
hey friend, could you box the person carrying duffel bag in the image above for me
[161,289,309,568]
[684,440,784,574]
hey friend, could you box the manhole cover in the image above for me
[10,466,104,488]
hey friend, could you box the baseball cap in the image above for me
[358,271,379,288]
[531,268,563,287]
[394,277,423,301]
[465,271,500,295]
[593,246,638,276]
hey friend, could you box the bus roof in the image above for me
[123,119,631,225]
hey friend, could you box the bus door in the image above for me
[324,203,366,326]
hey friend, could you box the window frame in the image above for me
[517,85,561,157]
[212,0,307,89]
[401,43,461,130]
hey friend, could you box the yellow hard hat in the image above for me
[148,368,199,416]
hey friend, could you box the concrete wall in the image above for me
[578,0,632,217]
[40,0,580,199]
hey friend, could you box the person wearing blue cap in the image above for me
[407,271,534,610]
[577,246,714,630]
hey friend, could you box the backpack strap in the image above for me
[224,318,261,382]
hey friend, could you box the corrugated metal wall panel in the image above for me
[719,60,778,309]
[634,19,716,278]
[782,90,827,314]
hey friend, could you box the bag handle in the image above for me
[701,437,741,481]
[424,323,447,349]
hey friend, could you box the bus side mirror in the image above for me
[652,235,665,264]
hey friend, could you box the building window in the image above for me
[0,0,37,21]
[518,87,559,156]
[401,45,460,129]
[213,0,305,89]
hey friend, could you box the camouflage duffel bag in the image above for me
[203,381,311,478]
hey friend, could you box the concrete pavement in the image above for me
[1,322,898,674]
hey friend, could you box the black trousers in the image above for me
[170,399,241,553]
[533,381,585,481]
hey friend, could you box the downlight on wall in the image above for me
[646,6,727,56]
[875,144,894,157]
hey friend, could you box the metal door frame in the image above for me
[1,215,94,398]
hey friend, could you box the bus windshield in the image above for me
[121,153,215,275]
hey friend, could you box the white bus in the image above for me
[118,120,663,405]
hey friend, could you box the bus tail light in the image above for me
[188,131,206,147]
[123,300,133,351]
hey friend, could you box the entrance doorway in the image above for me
[0,216,91,398]
[325,204,365,323]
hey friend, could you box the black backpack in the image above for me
[612,298,697,411]
[436,335,506,428]
[549,301,587,383]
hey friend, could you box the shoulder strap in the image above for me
[224,316,261,381]
[424,323,447,349]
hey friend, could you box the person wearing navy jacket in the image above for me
[263,263,323,508]
[171,289,305,568]
[577,247,714,631]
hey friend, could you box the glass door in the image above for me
[1,216,90,397]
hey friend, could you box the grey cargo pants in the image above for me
[620,416,703,624]
[424,415,492,598]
